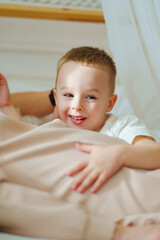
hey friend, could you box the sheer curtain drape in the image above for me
[101,0,160,129]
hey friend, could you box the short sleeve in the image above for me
[100,114,154,144]
[117,115,153,144]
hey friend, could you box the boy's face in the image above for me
[54,61,117,132]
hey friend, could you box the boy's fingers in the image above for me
[76,170,99,193]
[66,159,88,176]
[91,172,109,193]
[75,142,95,153]
[0,74,7,85]
[0,73,5,78]
[70,167,92,191]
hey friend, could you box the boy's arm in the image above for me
[67,137,160,193]
[10,90,54,118]
[124,136,160,169]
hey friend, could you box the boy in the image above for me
[0,46,160,195]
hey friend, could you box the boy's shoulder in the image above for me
[103,114,141,129]
[100,114,152,144]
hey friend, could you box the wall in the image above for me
[0,17,110,92]
[0,16,134,115]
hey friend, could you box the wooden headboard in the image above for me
[0,2,104,23]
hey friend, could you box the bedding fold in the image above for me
[0,112,160,240]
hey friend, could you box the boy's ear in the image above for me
[106,94,117,112]
[53,89,57,105]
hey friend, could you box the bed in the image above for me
[0,1,160,240]
[0,0,104,22]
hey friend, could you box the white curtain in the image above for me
[101,0,160,130]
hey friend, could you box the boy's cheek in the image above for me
[52,106,61,120]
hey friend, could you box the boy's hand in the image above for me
[66,142,127,193]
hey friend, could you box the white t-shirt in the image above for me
[100,114,154,144]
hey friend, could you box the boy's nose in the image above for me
[71,99,84,111]
[72,106,84,111]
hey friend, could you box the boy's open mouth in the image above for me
[69,115,87,125]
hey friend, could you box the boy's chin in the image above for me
[67,122,101,132]
[67,123,89,130]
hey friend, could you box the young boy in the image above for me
[1,47,160,240]
[0,46,160,195]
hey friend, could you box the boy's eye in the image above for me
[86,95,97,100]
[64,93,73,98]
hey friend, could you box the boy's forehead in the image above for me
[57,61,111,92]
[59,61,107,75]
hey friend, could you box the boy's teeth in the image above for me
[73,116,85,120]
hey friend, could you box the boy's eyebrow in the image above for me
[61,87,100,94]
[61,87,99,92]
[87,89,100,93]
[61,87,71,90]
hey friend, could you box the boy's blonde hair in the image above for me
[55,46,116,94]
